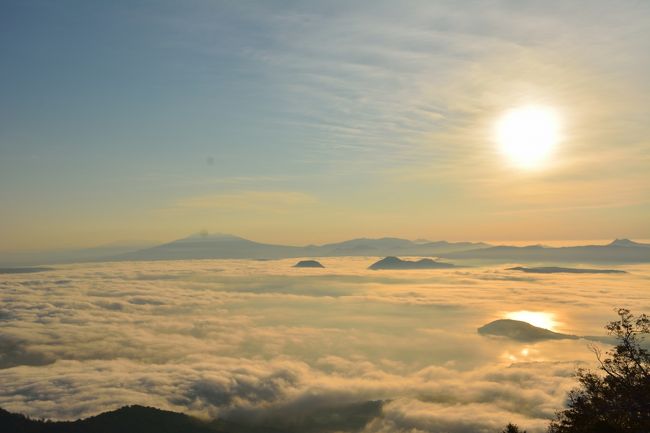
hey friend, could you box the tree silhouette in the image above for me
[502,423,526,433]
[548,309,650,433]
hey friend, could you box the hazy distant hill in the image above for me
[107,234,489,262]
[0,267,52,274]
[443,239,650,263]
[608,238,650,248]
[508,266,626,274]
[0,241,155,267]
[111,234,306,261]
[316,238,489,257]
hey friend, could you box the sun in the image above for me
[505,310,557,331]
[496,105,561,169]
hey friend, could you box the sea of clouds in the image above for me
[1,258,648,433]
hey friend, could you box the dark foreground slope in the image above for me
[0,405,220,433]
[0,401,384,433]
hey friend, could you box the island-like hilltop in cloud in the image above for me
[478,319,578,342]
[477,319,618,344]
[368,256,456,270]
[293,260,325,268]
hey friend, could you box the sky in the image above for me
[1,0,649,252]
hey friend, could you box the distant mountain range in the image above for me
[108,235,650,264]
[3,235,649,266]
[444,239,650,263]
[106,234,490,262]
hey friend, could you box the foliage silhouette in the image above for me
[0,405,222,433]
[502,423,526,433]
[548,309,650,433]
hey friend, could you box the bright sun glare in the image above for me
[506,311,557,331]
[496,105,560,169]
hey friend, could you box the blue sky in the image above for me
[2,0,649,251]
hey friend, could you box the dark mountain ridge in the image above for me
[368,256,456,270]
[0,401,384,433]
[0,405,220,433]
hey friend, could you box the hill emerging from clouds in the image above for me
[478,319,579,342]
[368,256,456,270]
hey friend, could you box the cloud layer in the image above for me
[1,258,648,432]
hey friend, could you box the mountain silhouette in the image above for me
[444,239,650,263]
[111,234,306,261]
[106,234,488,262]
[368,256,456,270]
[478,319,579,342]
[608,238,650,248]
[0,241,155,267]
[7,235,650,266]
[0,401,384,433]
[0,405,221,433]
[0,267,52,274]
[508,266,626,274]
[293,260,325,268]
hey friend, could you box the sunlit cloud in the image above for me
[0,259,648,432]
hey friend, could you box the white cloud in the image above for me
[0,259,648,432]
